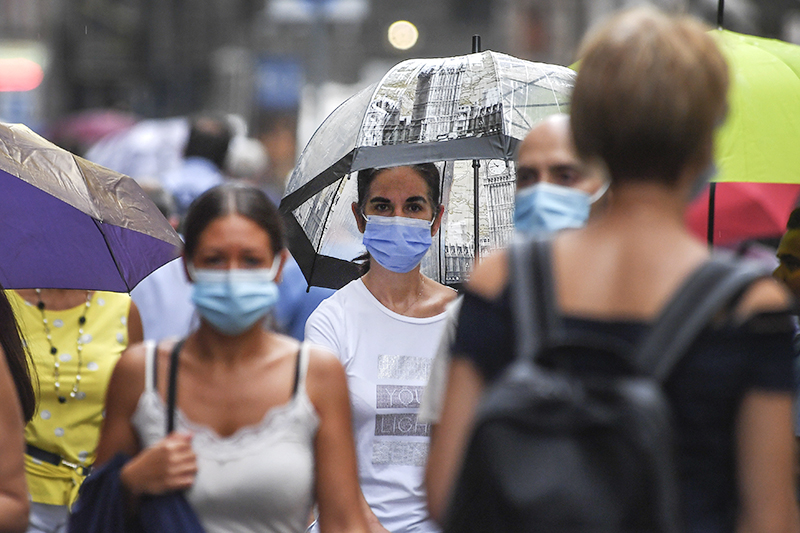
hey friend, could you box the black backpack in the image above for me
[443,237,770,533]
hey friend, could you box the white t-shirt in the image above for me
[305,279,447,533]
[417,297,462,425]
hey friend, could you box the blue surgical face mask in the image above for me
[189,260,280,336]
[514,181,606,236]
[362,215,433,273]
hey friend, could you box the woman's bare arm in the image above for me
[424,357,485,523]
[95,344,148,465]
[425,250,507,523]
[307,347,369,533]
[736,391,799,533]
[0,346,29,533]
[95,343,196,496]
[126,301,144,345]
[735,280,800,533]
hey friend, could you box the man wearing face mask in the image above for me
[418,113,608,427]
[512,113,608,235]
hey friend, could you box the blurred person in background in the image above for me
[162,113,233,216]
[0,285,36,533]
[426,7,800,532]
[511,113,608,237]
[6,288,141,533]
[774,207,800,307]
[253,112,298,205]
[772,207,800,482]
[130,181,195,342]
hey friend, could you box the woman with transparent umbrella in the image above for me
[306,163,457,533]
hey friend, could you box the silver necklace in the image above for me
[35,289,91,403]
[400,275,425,315]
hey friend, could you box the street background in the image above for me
[2,0,798,182]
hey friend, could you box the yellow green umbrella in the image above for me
[570,27,800,244]
[711,29,800,184]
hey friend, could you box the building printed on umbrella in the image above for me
[362,62,505,148]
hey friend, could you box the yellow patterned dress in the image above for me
[7,290,131,507]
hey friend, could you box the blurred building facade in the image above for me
[1,0,798,135]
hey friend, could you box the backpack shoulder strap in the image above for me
[636,256,770,381]
[509,235,557,362]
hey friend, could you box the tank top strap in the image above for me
[143,340,158,394]
[295,342,311,397]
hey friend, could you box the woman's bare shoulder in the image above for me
[114,342,148,380]
[426,278,459,311]
[305,344,344,381]
[105,341,151,414]
[466,249,509,300]
[734,277,794,321]
[304,345,349,410]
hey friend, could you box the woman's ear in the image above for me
[274,249,290,284]
[182,254,192,283]
[352,202,366,234]
[431,204,445,236]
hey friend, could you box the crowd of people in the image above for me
[1,5,800,533]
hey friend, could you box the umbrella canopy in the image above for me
[712,29,800,184]
[0,122,183,291]
[280,50,575,289]
[687,182,800,245]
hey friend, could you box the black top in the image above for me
[453,287,795,533]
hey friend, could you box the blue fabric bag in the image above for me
[68,340,204,532]
[67,453,205,533]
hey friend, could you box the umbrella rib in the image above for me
[309,180,346,285]
[500,76,572,132]
[92,218,130,292]
[280,151,356,213]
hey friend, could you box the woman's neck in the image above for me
[189,323,273,367]
[592,180,689,231]
[362,265,426,315]
[16,288,92,311]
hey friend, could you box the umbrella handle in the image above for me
[707,182,716,248]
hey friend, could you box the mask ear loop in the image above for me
[360,209,435,227]
[589,180,611,204]
[186,259,282,282]
[265,255,281,281]
[186,262,197,282]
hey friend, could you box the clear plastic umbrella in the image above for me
[280,50,575,289]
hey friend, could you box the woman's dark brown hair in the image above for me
[0,285,36,422]
[356,163,442,214]
[183,183,285,261]
[354,163,442,273]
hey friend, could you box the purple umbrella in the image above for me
[0,122,183,292]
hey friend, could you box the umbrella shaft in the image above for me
[473,159,480,263]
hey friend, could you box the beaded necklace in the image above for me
[35,289,92,403]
